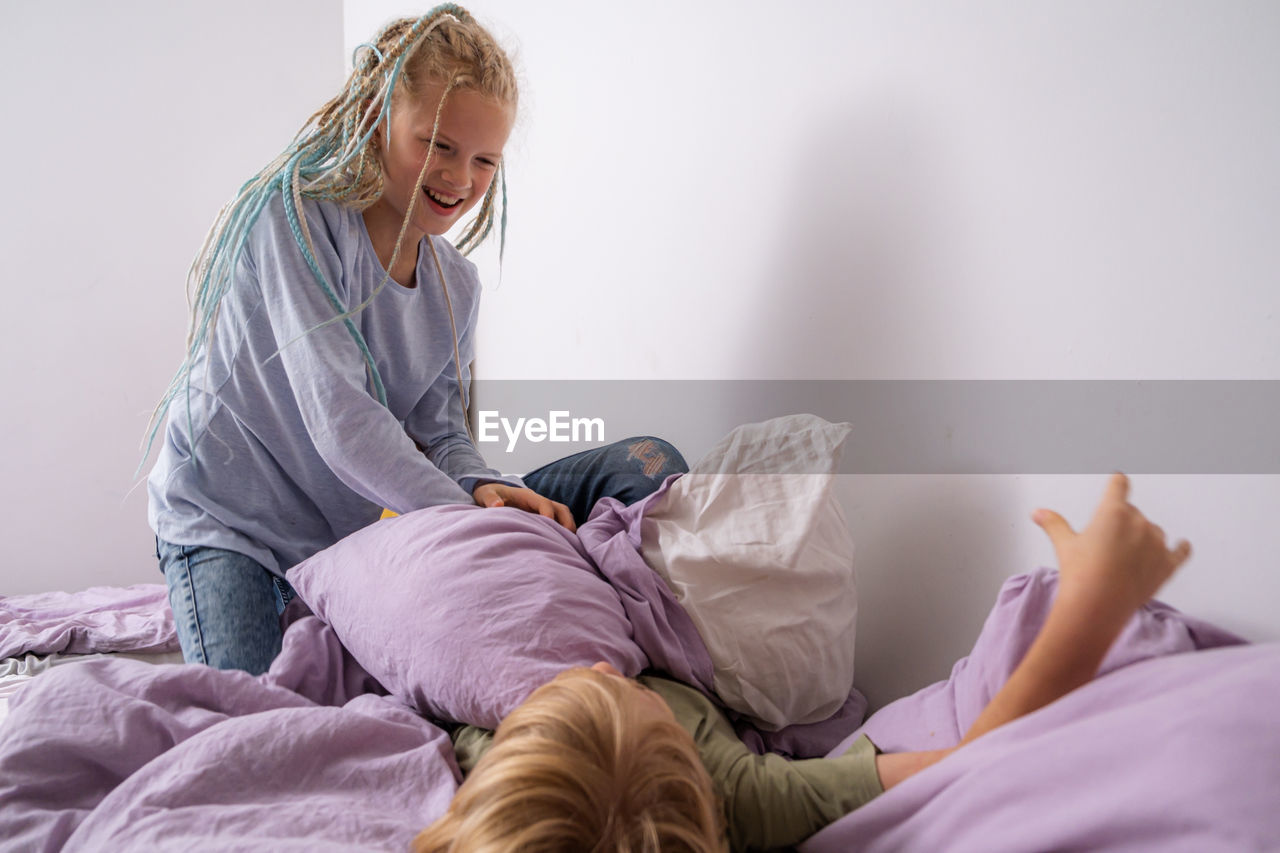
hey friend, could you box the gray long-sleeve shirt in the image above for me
[148,192,515,575]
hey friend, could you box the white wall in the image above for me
[348,1,1280,382]
[346,1,1280,707]
[0,1,343,593]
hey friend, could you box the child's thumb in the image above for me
[1032,508,1074,546]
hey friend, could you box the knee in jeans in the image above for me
[621,436,689,478]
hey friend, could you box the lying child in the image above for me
[414,473,1191,852]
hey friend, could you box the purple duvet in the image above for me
[1,569,1277,851]
[0,616,459,851]
[805,571,1278,852]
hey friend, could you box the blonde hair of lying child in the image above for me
[414,664,726,853]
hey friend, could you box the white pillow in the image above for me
[638,414,857,730]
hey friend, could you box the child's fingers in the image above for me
[474,484,506,508]
[536,500,576,532]
[1032,508,1075,548]
[553,502,576,533]
[1170,539,1192,567]
[1103,471,1131,506]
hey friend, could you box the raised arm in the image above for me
[876,473,1192,789]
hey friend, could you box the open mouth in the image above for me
[424,186,463,212]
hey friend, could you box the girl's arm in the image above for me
[401,271,508,490]
[248,196,479,514]
[398,266,574,528]
[876,473,1191,790]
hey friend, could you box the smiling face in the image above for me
[363,80,514,260]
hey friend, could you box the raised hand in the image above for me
[1032,472,1192,621]
[880,474,1196,783]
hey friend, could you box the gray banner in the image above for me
[461,380,1280,475]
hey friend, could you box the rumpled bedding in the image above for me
[0,584,177,660]
[284,495,863,758]
[582,492,867,757]
[804,570,1278,852]
[0,615,458,852]
[2,570,1277,851]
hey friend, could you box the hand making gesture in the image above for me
[1032,472,1192,624]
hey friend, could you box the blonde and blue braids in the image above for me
[142,5,516,465]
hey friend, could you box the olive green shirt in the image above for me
[450,675,883,852]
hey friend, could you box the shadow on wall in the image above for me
[739,93,969,380]
[735,97,1027,710]
[839,476,1026,713]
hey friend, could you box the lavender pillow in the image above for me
[287,504,647,729]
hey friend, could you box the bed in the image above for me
[1,418,1277,851]
[2,573,1275,851]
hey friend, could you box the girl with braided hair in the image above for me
[146,6,687,675]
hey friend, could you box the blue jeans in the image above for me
[157,435,687,674]
[156,539,293,676]
[521,435,687,527]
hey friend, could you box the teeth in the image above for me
[426,188,461,206]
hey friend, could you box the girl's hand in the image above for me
[472,483,576,532]
[1032,473,1192,619]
